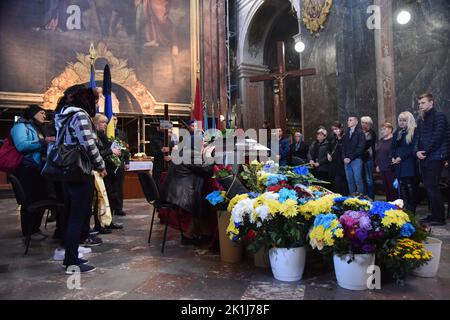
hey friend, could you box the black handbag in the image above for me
[41,113,92,182]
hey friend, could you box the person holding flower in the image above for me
[92,114,124,232]
[391,112,417,214]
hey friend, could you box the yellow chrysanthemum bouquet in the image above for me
[381,238,432,284]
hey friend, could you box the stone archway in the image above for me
[236,0,295,130]
[42,42,156,114]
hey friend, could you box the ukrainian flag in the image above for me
[103,64,115,139]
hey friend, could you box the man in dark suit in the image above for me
[289,131,309,165]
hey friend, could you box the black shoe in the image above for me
[62,258,88,268]
[106,222,123,230]
[81,235,103,247]
[420,215,433,223]
[430,220,446,226]
[181,235,201,246]
[99,227,112,234]
[89,229,99,236]
[65,264,96,274]
[115,211,127,216]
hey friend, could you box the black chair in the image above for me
[138,172,183,253]
[8,174,64,254]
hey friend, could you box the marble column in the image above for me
[374,0,397,127]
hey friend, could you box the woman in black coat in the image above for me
[161,149,214,242]
[391,111,418,214]
[308,128,331,183]
[328,122,348,195]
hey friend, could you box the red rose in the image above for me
[243,229,256,241]
[225,164,233,172]
[268,185,282,193]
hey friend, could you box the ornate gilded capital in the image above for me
[302,0,333,34]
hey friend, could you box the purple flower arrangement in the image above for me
[336,210,384,254]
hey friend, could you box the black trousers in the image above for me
[107,162,125,214]
[420,160,446,222]
[14,164,47,236]
[62,176,94,266]
[331,173,349,196]
[398,177,417,215]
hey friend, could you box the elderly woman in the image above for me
[161,147,214,245]
[10,104,55,236]
[308,128,331,183]
[361,116,377,200]
[92,114,123,233]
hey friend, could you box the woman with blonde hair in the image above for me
[391,111,417,213]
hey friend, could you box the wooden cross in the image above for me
[249,41,316,133]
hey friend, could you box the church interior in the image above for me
[0,0,449,303]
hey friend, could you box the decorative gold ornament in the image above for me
[302,0,333,34]
[42,42,156,114]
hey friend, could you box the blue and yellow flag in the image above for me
[211,102,216,130]
[103,64,115,139]
[89,64,96,89]
[203,102,208,131]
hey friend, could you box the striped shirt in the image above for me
[55,106,105,171]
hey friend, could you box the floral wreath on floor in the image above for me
[205,160,433,285]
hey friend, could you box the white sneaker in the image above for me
[78,246,92,254]
[53,249,83,261]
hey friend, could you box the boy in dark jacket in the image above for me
[415,92,450,225]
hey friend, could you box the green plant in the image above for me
[239,161,265,193]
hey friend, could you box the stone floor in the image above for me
[0,197,449,300]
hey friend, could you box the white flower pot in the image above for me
[269,247,306,282]
[333,253,375,290]
[413,237,442,278]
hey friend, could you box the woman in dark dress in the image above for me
[327,122,348,195]
[375,122,396,201]
[391,112,418,214]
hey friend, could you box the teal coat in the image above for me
[10,119,43,167]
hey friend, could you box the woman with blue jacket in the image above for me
[10,104,55,235]
[391,111,417,214]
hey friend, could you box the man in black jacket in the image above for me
[289,131,309,165]
[416,92,450,226]
[342,116,366,195]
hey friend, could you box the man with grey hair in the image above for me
[289,131,309,165]
[361,116,376,200]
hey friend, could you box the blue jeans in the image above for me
[344,158,364,195]
[364,158,374,199]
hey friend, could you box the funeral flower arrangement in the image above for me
[108,138,130,169]
[224,161,333,252]
[226,188,312,252]
[308,196,432,282]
